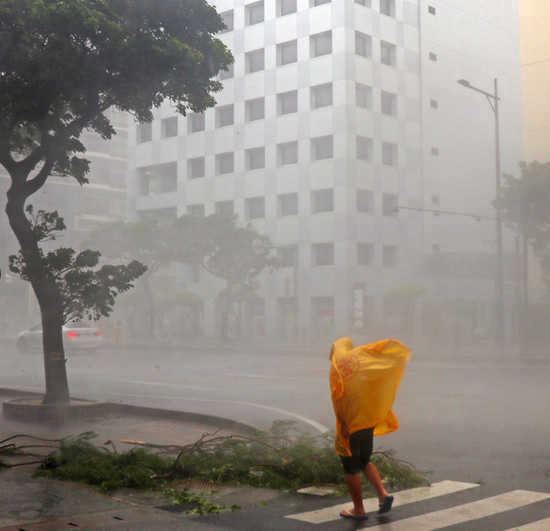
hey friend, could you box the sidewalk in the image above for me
[0,388,281,531]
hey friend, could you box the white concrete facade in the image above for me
[127,0,521,341]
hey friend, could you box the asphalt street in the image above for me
[1,340,550,492]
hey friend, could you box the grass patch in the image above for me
[34,422,427,500]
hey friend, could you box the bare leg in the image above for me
[363,461,389,502]
[341,473,367,517]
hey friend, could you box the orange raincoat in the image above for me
[329,337,411,457]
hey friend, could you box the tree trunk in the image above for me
[6,180,71,404]
[141,275,156,338]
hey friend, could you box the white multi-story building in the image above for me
[127,0,521,342]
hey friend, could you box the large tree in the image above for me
[0,0,232,403]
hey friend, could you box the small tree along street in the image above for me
[84,219,174,339]
[499,161,550,289]
[173,214,280,340]
[0,0,232,403]
[86,214,280,340]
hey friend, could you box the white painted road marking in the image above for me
[364,490,550,531]
[501,517,550,530]
[286,480,479,524]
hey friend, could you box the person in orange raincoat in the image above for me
[329,337,411,520]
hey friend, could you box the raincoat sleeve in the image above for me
[330,338,410,457]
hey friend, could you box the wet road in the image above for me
[1,342,549,492]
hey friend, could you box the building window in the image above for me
[312,189,334,213]
[161,117,178,138]
[428,5,436,15]
[187,204,205,216]
[277,40,298,66]
[356,136,373,161]
[355,31,372,58]
[246,49,265,73]
[357,243,374,266]
[277,90,298,115]
[382,193,398,216]
[430,99,438,109]
[356,83,372,108]
[381,41,397,66]
[220,10,234,32]
[137,123,152,143]
[280,246,298,267]
[215,200,234,217]
[383,245,399,267]
[432,195,440,204]
[380,0,395,17]
[313,243,334,266]
[429,52,437,61]
[220,63,234,80]
[188,157,205,179]
[188,113,205,133]
[381,91,397,116]
[311,83,333,109]
[216,105,234,128]
[216,153,234,175]
[382,142,398,166]
[278,0,297,16]
[246,147,265,170]
[311,135,333,161]
[311,0,330,5]
[431,147,439,156]
[246,197,265,219]
[311,31,332,58]
[357,189,373,213]
[277,141,298,166]
[278,193,299,216]
[246,97,265,122]
[246,1,264,25]
[355,0,371,5]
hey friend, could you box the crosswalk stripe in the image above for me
[364,490,550,531]
[501,517,550,531]
[286,480,479,524]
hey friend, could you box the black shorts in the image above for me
[339,427,375,475]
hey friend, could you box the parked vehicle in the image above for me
[17,321,103,354]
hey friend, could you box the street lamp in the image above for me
[457,77,504,349]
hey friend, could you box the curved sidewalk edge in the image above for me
[0,386,257,436]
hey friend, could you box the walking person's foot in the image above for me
[377,495,394,514]
[340,509,369,520]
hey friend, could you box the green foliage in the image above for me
[35,433,172,491]
[499,161,550,290]
[0,0,232,182]
[33,423,426,499]
[173,213,280,290]
[9,207,147,323]
[164,488,239,515]
[440,298,477,316]
[383,284,427,304]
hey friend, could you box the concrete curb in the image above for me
[0,386,257,436]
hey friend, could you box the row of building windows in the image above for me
[180,138,399,178]
[219,0,397,30]
[137,83,400,142]
[214,32,396,81]
[179,191,398,221]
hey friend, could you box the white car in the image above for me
[17,321,103,354]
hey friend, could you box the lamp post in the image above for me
[457,78,504,349]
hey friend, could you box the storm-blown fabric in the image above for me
[329,337,411,457]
